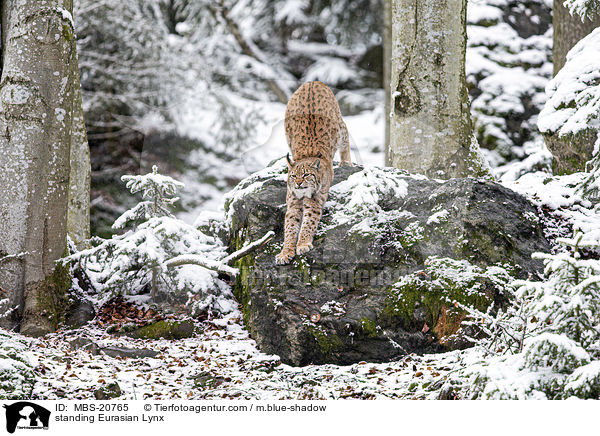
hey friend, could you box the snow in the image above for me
[564,360,600,396]
[327,167,408,226]
[563,0,600,19]
[538,27,600,138]
[303,58,358,86]
[427,209,449,226]
[466,0,553,174]
[275,0,309,25]
[0,317,484,400]
[3,0,599,403]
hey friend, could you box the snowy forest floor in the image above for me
[27,312,469,400]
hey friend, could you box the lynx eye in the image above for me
[289,174,297,178]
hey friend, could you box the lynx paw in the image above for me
[296,243,314,255]
[275,250,295,265]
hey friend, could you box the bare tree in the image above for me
[387,0,488,179]
[0,0,83,335]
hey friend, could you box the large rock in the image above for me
[225,160,551,366]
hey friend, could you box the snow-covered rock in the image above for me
[225,159,551,365]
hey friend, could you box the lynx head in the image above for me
[286,153,322,199]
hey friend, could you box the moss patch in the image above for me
[122,320,197,340]
[31,260,72,334]
[359,317,381,338]
[308,325,342,357]
[383,256,513,340]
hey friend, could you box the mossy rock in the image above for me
[120,319,198,340]
[94,382,121,400]
[226,161,550,365]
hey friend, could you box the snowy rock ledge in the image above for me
[225,159,551,365]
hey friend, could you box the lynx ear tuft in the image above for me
[313,159,320,170]
[286,153,294,167]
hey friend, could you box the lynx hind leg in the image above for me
[338,121,352,166]
[275,195,302,265]
[296,196,325,255]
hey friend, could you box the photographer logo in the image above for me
[3,402,50,433]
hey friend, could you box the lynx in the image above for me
[275,81,351,265]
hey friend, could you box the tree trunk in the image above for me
[67,46,91,248]
[544,1,600,174]
[383,0,392,166]
[388,0,487,179]
[0,0,77,335]
[553,0,600,75]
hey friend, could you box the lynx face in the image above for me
[287,155,321,200]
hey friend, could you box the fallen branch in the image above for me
[222,230,275,264]
[165,256,239,277]
[165,231,275,277]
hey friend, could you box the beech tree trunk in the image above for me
[553,0,600,75]
[383,0,392,165]
[387,0,487,179]
[0,0,80,335]
[67,46,91,248]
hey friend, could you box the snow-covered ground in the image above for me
[23,313,467,400]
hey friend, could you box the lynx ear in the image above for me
[313,159,320,170]
[286,153,294,167]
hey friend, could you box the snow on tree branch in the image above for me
[538,28,600,140]
[165,230,275,276]
[563,0,600,20]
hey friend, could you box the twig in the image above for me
[165,256,239,276]
[165,231,275,277]
[221,231,275,264]
[0,252,28,264]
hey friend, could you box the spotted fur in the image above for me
[275,81,351,265]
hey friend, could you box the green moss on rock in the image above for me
[383,256,513,339]
[122,320,197,340]
[308,325,342,357]
[359,317,381,338]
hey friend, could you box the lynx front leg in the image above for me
[275,194,303,265]
[296,195,325,255]
[338,121,352,167]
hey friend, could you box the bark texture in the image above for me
[553,0,600,75]
[383,0,392,165]
[0,0,76,335]
[388,0,486,179]
[67,46,91,248]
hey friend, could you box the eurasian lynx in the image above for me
[275,81,351,265]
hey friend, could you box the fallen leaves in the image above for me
[96,295,163,331]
